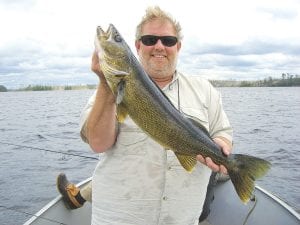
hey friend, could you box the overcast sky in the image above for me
[0,0,299,89]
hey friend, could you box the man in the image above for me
[58,6,232,225]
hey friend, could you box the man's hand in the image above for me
[196,137,232,174]
[91,51,105,79]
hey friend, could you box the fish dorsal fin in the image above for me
[183,113,210,137]
[175,153,197,172]
[116,79,128,123]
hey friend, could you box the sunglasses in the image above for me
[140,35,178,47]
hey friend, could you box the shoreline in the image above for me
[1,76,300,92]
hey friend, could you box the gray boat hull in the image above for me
[24,177,300,225]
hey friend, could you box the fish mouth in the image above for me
[96,25,110,39]
[97,24,118,40]
[95,24,130,76]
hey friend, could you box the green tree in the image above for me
[0,85,8,92]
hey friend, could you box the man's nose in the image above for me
[154,39,165,48]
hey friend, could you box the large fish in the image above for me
[95,24,271,203]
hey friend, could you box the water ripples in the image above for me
[0,87,299,224]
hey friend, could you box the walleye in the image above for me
[95,24,271,203]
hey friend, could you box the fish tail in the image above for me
[227,154,271,203]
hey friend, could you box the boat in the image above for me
[24,177,300,225]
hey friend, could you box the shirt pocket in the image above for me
[181,107,210,132]
[114,118,148,156]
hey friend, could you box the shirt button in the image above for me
[163,196,168,201]
[168,166,172,170]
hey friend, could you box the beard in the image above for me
[140,55,178,79]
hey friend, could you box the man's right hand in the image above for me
[91,51,105,79]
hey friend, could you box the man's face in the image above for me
[135,19,181,79]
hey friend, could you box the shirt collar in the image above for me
[162,71,179,91]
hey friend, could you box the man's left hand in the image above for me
[196,137,232,174]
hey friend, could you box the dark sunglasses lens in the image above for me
[161,36,177,47]
[141,35,178,47]
[141,36,159,46]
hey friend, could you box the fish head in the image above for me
[95,24,131,85]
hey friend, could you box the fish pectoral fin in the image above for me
[116,79,126,104]
[115,79,128,123]
[175,153,197,172]
[117,103,128,123]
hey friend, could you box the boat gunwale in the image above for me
[23,177,92,225]
[255,185,300,220]
[23,178,300,224]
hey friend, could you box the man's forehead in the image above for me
[141,19,176,35]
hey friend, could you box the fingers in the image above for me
[213,137,232,156]
[196,154,205,164]
[195,137,232,174]
[196,155,228,174]
[205,157,219,172]
[221,145,231,156]
[91,51,105,78]
[219,165,228,174]
[91,51,99,72]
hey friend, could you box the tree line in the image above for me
[1,74,299,92]
[0,84,97,92]
[210,73,300,87]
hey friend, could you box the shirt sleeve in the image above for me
[206,82,233,143]
[79,91,97,143]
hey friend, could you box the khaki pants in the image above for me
[81,181,92,202]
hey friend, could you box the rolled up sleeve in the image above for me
[79,91,97,143]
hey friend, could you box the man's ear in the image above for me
[135,40,141,52]
[177,41,182,51]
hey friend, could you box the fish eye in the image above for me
[114,34,122,42]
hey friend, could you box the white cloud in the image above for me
[0,0,300,88]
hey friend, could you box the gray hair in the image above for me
[135,6,183,41]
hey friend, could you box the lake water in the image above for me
[0,87,299,224]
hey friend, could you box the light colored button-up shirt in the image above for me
[80,72,233,225]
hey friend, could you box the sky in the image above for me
[0,0,300,89]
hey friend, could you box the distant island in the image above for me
[0,73,299,92]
